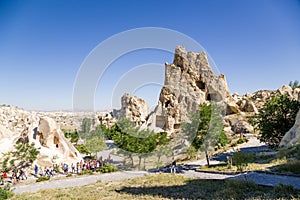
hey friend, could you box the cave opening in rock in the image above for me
[174,124,181,129]
[206,93,222,102]
[196,81,206,91]
[54,136,59,148]
[206,94,212,101]
[165,100,171,108]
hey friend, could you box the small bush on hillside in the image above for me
[237,138,248,144]
[232,151,254,172]
[36,176,50,182]
[98,164,118,173]
[278,144,300,160]
[0,184,13,199]
[274,160,300,174]
[79,169,94,175]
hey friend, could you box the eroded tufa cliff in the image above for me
[0,105,82,166]
[149,46,230,133]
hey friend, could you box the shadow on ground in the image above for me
[116,178,300,199]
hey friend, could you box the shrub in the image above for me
[237,138,248,144]
[274,183,298,198]
[232,151,254,172]
[183,146,197,160]
[278,144,300,160]
[0,184,13,199]
[217,131,228,147]
[274,160,300,174]
[79,169,93,175]
[98,164,118,173]
[36,176,50,182]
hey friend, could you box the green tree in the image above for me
[250,94,300,147]
[63,129,79,144]
[79,124,107,156]
[85,135,106,157]
[81,117,92,133]
[1,142,40,171]
[182,103,225,166]
[289,80,300,89]
[74,144,91,155]
[103,118,170,169]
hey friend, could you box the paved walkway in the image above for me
[12,171,148,194]
[12,170,300,194]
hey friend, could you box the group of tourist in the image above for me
[0,155,114,185]
[1,166,27,185]
[35,155,113,177]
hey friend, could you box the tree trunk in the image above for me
[143,157,146,170]
[130,154,134,166]
[138,156,142,170]
[205,150,210,167]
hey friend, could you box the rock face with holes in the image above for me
[36,117,82,163]
[148,46,231,133]
[113,93,149,126]
[0,105,82,166]
[280,110,300,147]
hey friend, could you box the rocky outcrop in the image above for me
[113,93,149,126]
[0,105,82,166]
[280,110,300,147]
[94,111,116,128]
[148,46,230,133]
[36,117,81,162]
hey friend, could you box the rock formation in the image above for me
[112,46,300,138]
[147,46,230,133]
[280,110,300,147]
[113,93,149,126]
[36,117,81,163]
[0,105,82,166]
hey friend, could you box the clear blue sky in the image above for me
[0,0,300,111]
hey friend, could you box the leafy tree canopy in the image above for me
[250,94,300,147]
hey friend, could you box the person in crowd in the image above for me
[34,164,39,176]
[171,159,177,174]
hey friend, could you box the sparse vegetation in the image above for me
[0,184,13,199]
[36,176,50,182]
[11,174,300,199]
[273,160,300,174]
[98,163,118,173]
[232,151,254,172]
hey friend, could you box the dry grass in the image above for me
[10,174,300,200]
